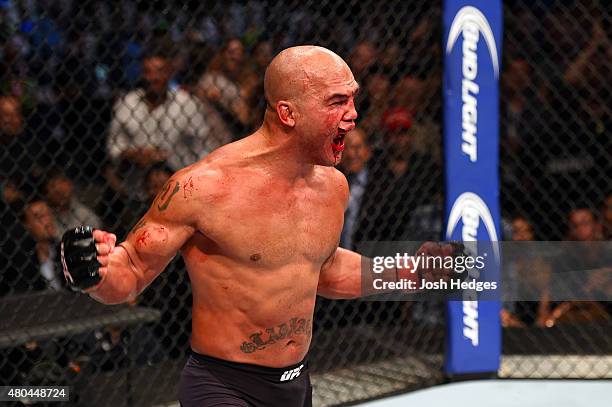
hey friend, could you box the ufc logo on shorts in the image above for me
[280,364,304,382]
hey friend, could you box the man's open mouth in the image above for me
[332,132,346,152]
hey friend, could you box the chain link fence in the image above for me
[1,1,444,406]
[1,0,610,405]
[500,0,611,379]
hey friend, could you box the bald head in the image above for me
[264,46,353,107]
[259,46,359,166]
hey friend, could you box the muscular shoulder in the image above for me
[196,137,256,175]
[174,160,231,202]
[147,162,227,226]
[316,166,349,206]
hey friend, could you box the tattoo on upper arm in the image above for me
[129,219,147,235]
[156,181,180,212]
[239,317,312,354]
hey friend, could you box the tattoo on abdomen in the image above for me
[240,317,312,354]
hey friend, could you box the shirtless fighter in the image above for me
[61,46,456,407]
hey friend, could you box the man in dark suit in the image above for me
[349,108,442,248]
[339,128,373,250]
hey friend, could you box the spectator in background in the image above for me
[390,75,442,164]
[381,107,441,197]
[107,44,215,177]
[510,216,535,241]
[174,37,233,147]
[43,172,102,240]
[0,95,48,199]
[0,197,66,387]
[501,57,533,153]
[355,108,441,243]
[393,74,446,239]
[566,207,604,242]
[0,95,26,179]
[20,199,64,292]
[537,6,585,82]
[251,40,274,77]
[405,11,441,76]
[0,36,37,111]
[517,5,611,239]
[357,65,391,145]
[563,18,611,93]
[514,74,605,239]
[46,56,111,184]
[196,38,251,136]
[378,40,408,82]
[544,207,609,326]
[347,40,377,83]
[339,128,372,251]
[105,44,219,234]
[553,15,611,216]
[501,215,552,328]
[243,39,274,129]
[175,34,216,93]
[391,75,426,117]
[499,55,539,217]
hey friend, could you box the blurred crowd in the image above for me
[501,0,611,240]
[497,1,611,328]
[0,0,610,390]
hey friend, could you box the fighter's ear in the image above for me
[276,101,296,128]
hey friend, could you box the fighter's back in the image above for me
[179,132,349,367]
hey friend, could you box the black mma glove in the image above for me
[415,240,470,284]
[61,226,102,291]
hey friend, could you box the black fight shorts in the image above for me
[178,350,312,407]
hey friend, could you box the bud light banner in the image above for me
[443,0,502,375]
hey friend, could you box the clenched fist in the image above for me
[414,241,468,284]
[61,226,117,291]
